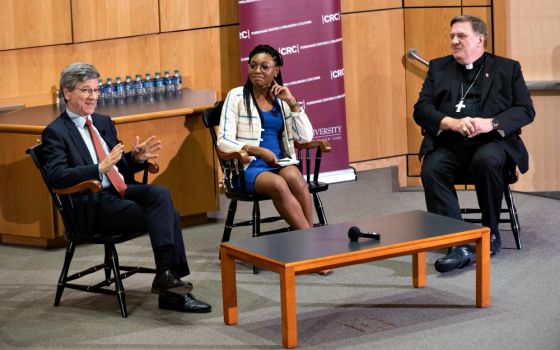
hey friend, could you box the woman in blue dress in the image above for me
[217,45,314,230]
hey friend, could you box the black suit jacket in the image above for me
[42,111,143,189]
[413,53,535,173]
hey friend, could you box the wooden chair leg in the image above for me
[108,244,128,318]
[504,185,521,249]
[54,241,76,307]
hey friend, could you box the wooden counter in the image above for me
[0,89,217,247]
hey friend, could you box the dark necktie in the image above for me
[84,118,127,197]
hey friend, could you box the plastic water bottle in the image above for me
[115,76,125,98]
[154,72,165,95]
[97,79,105,101]
[104,77,115,99]
[133,74,145,97]
[143,72,155,95]
[173,69,182,91]
[163,70,174,92]
[124,75,134,97]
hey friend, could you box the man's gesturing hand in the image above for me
[131,135,162,162]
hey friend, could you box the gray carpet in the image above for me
[1,168,559,349]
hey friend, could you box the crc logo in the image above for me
[322,12,340,24]
[330,68,344,79]
[279,45,300,56]
[239,30,251,39]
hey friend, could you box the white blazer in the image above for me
[216,86,313,169]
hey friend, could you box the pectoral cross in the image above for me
[455,99,466,112]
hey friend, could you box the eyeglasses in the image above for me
[248,62,276,73]
[77,88,101,96]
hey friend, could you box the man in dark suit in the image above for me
[414,15,535,273]
[42,63,211,312]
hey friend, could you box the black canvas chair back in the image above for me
[202,101,332,273]
[26,143,157,317]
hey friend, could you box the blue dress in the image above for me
[243,102,284,193]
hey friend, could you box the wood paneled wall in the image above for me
[72,0,160,43]
[342,9,407,162]
[0,0,240,109]
[404,0,461,6]
[159,0,238,31]
[0,0,72,50]
[341,0,401,12]
[494,0,560,192]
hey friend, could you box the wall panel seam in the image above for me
[342,7,403,16]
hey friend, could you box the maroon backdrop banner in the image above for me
[238,0,350,175]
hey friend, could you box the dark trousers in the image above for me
[421,139,507,234]
[93,184,189,277]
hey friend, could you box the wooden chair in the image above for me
[456,160,521,249]
[26,143,159,317]
[202,101,332,272]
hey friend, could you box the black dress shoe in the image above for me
[158,292,212,313]
[434,245,476,273]
[490,232,502,256]
[151,270,193,294]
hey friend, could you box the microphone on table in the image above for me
[348,226,380,241]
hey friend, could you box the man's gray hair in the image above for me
[59,63,100,92]
[450,15,488,48]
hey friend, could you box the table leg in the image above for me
[476,231,491,307]
[220,247,238,324]
[412,252,426,288]
[280,267,297,348]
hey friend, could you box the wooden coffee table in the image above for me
[220,210,490,348]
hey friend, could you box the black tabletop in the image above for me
[225,210,484,264]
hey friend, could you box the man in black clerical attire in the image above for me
[414,15,535,273]
[42,63,211,312]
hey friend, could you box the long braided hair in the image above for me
[242,44,285,122]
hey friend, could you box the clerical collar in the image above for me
[464,53,486,70]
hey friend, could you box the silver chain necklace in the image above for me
[455,64,484,113]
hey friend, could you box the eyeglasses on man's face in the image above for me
[248,62,276,73]
[77,88,101,96]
